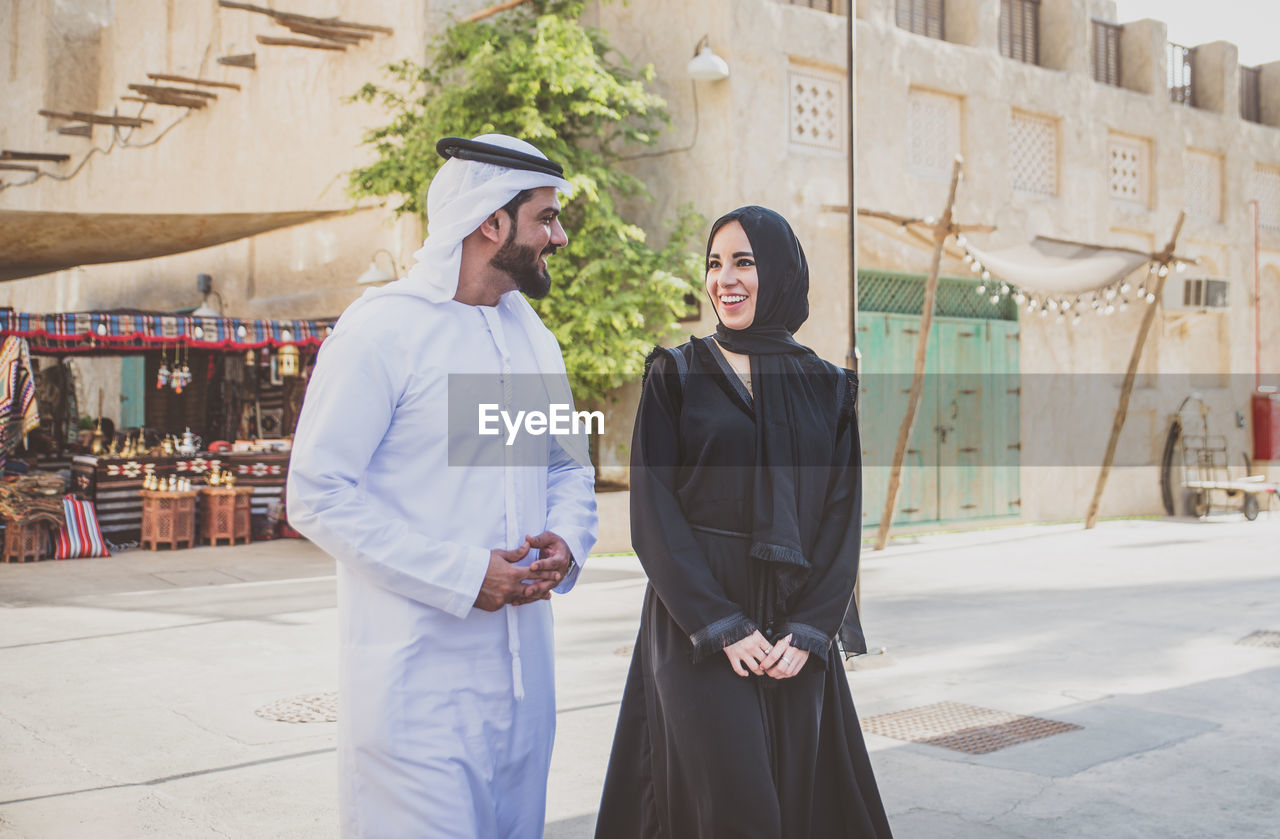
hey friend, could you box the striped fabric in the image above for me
[54,494,110,559]
[0,311,335,354]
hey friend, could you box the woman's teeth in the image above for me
[721,295,746,304]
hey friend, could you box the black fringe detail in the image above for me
[750,541,811,602]
[689,612,759,663]
[780,622,833,661]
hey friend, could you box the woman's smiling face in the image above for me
[705,221,759,330]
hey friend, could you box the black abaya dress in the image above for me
[595,340,893,839]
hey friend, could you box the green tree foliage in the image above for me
[347,0,703,405]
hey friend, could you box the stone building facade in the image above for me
[2,0,1277,543]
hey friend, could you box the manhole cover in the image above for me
[1237,631,1280,648]
[255,692,337,723]
[862,701,1081,755]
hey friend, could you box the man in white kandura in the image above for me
[288,133,598,838]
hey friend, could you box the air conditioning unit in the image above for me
[1164,277,1229,311]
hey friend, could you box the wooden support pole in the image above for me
[1083,211,1186,530]
[256,35,346,51]
[145,73,242,91]
[1,150,70,162]
[57,124,92,137]
[0,162,40,172]
[874,157,965,551]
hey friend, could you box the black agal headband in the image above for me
[435,137,566,179]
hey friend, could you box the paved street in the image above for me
[2,513,1279,838]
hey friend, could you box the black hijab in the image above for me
[705,206,828,604]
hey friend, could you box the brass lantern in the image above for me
[277,331,300,378]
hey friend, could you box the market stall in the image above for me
[2,309,334,549]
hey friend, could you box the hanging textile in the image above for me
[0,310,335,354]
[0,336,41,469]
[964,236,1150,296]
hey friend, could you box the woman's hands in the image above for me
[724,631,808,679]
[758,633,808,679]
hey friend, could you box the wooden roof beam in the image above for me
[121,94,209,110]
[218,53,257,69]
[0,162,41,172]
[282,21,370,44]
[219,2,392,35]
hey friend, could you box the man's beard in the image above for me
[490,228,554,300]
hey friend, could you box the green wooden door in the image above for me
[856,270,1021,529]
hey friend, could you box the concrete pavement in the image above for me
[2,513,1279,837]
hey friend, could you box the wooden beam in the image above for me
[256,35,347,51]
[57,124,92,137]
[127,83,217,100]
[1084,211,1187,530]
[218,53,257,69]
[40,109,153,127]
[0,162,40,172]
[463,0,534,23]
[874,156,965,552]
[218,2,392,34]
[282,21,371,43]
[72,110,153,127]
[146,72,241,91]
[1,150,70,163]
[122,94,209,109]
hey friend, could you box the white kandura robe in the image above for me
[287,288,598,839]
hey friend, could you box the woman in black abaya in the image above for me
[594,207,893,838]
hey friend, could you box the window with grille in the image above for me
[1241,66,1261,123]
[789,67,845,153]
[1108,134,1150,205]
[1168,43,1195,106]
[1092,20,1122,86]
[908,89,961,179]
[1251,165,1280,237]
[896,0,944,40]
[999,0,1039,65]
[1185,150,1222,223]
[1009,110,1056,196]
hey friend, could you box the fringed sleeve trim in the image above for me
[689,612,759,662]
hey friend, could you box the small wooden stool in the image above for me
[198,486,255,546]
[2,519,51,562]
[140,490,197,551]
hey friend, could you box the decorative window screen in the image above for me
[1009,110,1056,195]
[1185,150,1222,223]
[1251,165,1280,237]
[908,89,961,178]
[999,0,1039,65]
[1108,135,1149,205]
[788,67,844,153]
[1091,20,1122,86]
[896,0,944,40]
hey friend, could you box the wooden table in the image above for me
[139,490,197,551]
[198,486,255,546]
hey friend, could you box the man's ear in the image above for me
[478,210,506,244]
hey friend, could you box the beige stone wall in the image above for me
[586,0,852,477]
[0,0,455,319]
[854,0,1280,522]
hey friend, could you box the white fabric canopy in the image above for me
[966,236,1151,296]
